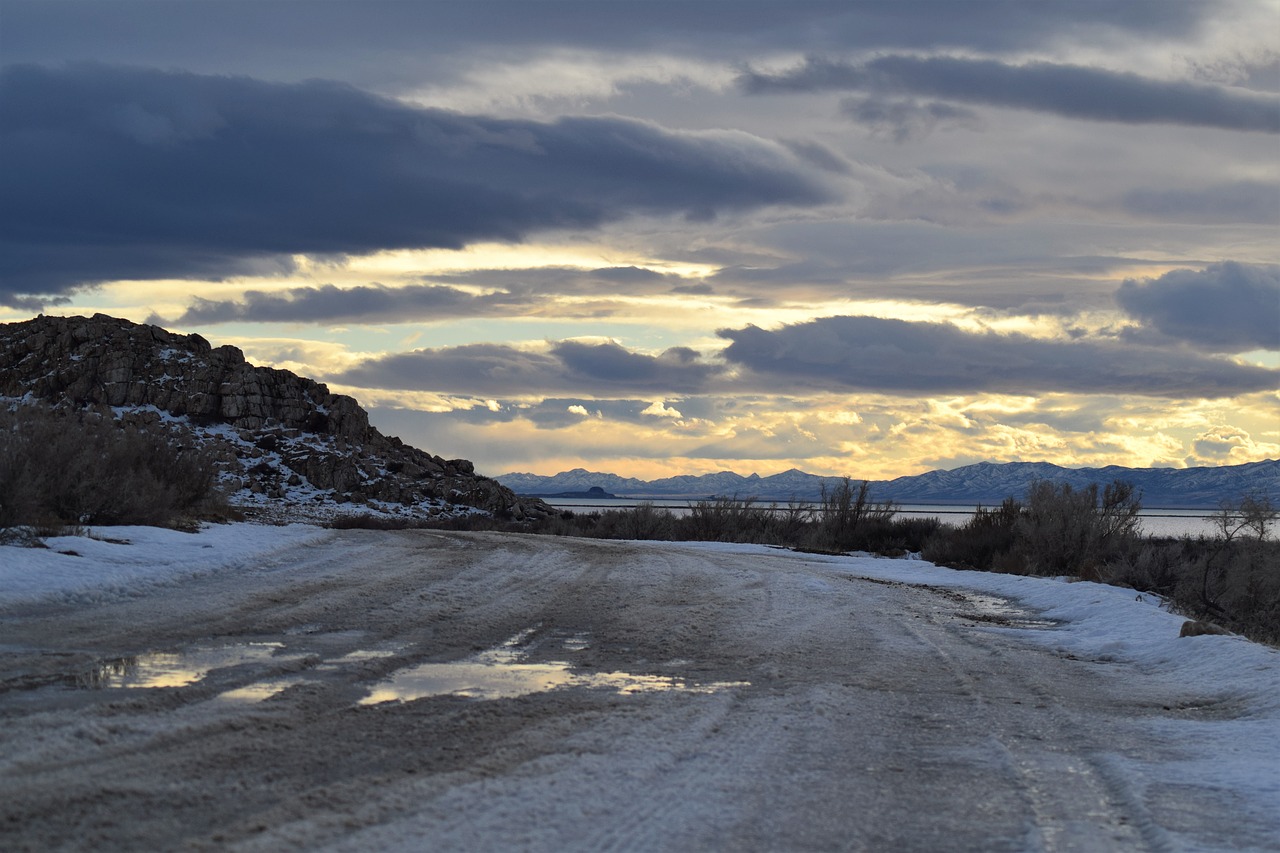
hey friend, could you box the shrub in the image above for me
[812,478,897,551]
[591,503,677,540]
[921,498,1023,570]
[1206,491,1278,542]
[327,514,431,530]
[679,496,760,542]
[851,515,942,555]
[538,487,927,554]
[1107,535,1280,645]
[0,405,227,532]
[673,496,797,544]
[1017,479,1141,578]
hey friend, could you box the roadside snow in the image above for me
[0,523,331,609]
[667,541,1280,816]
[680,541,1280,705]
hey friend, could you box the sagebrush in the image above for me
[0,405,227,534]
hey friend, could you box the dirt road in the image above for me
[0,531,1271,851]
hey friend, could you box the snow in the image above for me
[668,541,1280,812]
[2,528,1277,841]
[4,532,1275,698]
[0,523,329,609]
[681,539,1280,697]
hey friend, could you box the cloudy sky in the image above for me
[3,0,1278,479]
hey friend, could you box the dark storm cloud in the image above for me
[3,1,1220,82]
[552,342,716,393]
[339,311,1279,401]
[160,283,538,326]
[338,345,568,397]
[717,316,1280,398]
[0,64,834,304]
[701,219,1157,313]
[158,264,715,325]
[338,342,722,396]
[741,56,1280,133]
[1116,262,1280,351]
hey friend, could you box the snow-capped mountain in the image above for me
[498,459,1280,508]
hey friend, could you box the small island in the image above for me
[527,485,618,499]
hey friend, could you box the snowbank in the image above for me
[0,523,331,609]
[669,541,1280,710]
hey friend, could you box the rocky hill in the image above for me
[499,459,1280,508]
[0,314,548,523]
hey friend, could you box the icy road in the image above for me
[1,529,1278,851]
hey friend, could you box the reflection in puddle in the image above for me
[76,642,293,690]
[59,633,744,707]
[215,649,400,703]
[358,630,748,706]
[217,678,308,703]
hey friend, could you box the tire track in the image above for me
[900,604,1177,853]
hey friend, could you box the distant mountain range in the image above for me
[497,459,1280,508]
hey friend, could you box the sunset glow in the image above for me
[3,1,1277,480]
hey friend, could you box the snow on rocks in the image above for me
[0,314,549,522]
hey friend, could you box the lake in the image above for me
[540,497,1225,539]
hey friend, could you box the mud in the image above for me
[0,531,1271,851]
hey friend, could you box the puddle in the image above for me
[75,642,296,690]
[358,629,748,705]
[957,594,1057,629]
[217,677,310,703]
[214,648,402,703]
[47,633,746,707]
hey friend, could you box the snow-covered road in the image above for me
[1,528,1277,851]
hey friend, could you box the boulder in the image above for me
[1178,620,1232,638]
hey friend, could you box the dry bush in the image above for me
[1017,480,1142,578]
[838,515,941,555]
[538,487,936,554]
[0,405,226,533]
[923,481,1141,579]
[679,496,767,542]
[1207,491,1278,542]
[812,478,897,551]
[673,496,805,544]
[921,498,1022,571]
[1107,535,1280,645]
[327,514,433,530]
[591,503,677,540]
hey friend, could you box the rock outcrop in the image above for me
[0,314,548,522]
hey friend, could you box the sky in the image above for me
[2,0,1278,480]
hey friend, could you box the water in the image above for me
[544,498,1223,539]
[218,649,398,703]
[54,630,747,708]
[358,629,748,705]
[75,642,297,690]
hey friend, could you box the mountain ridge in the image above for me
[497,459,1280,508]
